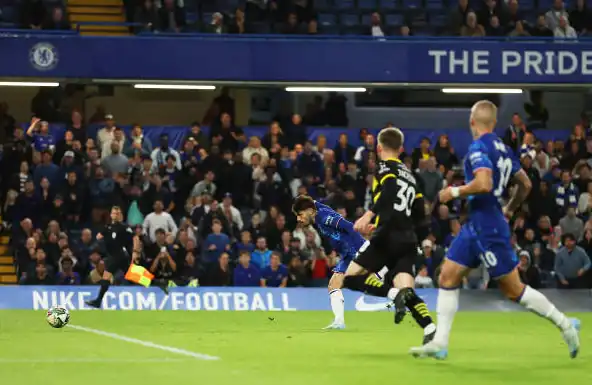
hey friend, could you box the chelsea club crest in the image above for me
[29,43,59,71]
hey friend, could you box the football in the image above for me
[46,306,70,329]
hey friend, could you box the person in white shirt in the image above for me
[367,12,385,37]
[546,0,569,31]
[242,136,269,166]
[143,199,178,242]
[221,193,244,230]
[554,16,577,39]
[96,114,117,151]
[101,127,126,159]
[151,134,182,172]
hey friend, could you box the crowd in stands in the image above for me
[1,93,592,290]
[2,0,591,37]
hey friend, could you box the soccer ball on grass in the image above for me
[46,306,70,328]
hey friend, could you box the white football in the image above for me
[46,306,70,329]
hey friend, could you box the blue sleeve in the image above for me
[467,144,493,173]
[506,146,522,177]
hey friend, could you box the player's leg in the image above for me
[342,241,399,300]
[324,273,346,330]
[409,226,475,358]
[391,269,437,343]
[86,259,118,308]
[494,253,580,358]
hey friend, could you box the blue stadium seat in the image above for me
[428,11,447,26]
[361,13,371,24]
[358,0,378,10]
[402,0,421,9]
[538,0,553,9]
[425,0,443,10]
[186,11,197,24]
[340,13,360,25]
[320,24,340,34]
[315,0,332,10]
[385,13,404,25]
[519,0,534,10]
[318,13,337,25]
[202,12,212,24]
[340,25,365,34]
[0,5,16,22]
[251,22,271,33]
[336,0,355,9]
[379,0,398,10]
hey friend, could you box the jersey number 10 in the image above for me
[393,179,416,216]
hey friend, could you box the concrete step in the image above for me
[80,30,130,35]
[0,265,15,274]
[68,0,122,6]
[0,236,9,245]
[70,14,125,22]
[0,256,12,264]
[68,6,122,14]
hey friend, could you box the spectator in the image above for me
[203,219,231,264]
[505,0,525,32]
[555,233,591,288]
[243,136,270,166]
[251,236,272,269]
[559,207,584,241]
[554,16,577,39]
[134,0,160,32]
[365,12,385,37]
[260,252,288,287]
[185,122,210,151]
[517,250,542,288]
[412,137,433,170]
[577,181,592,216]
[228,8,246,34]
[26,118,55,153]
[236,230,255,255]
[530,13,554,36]
[33,150,60,188]
[508,20,530,36]
[569,0,591,34]
[296,141,323,183]
[42,7,71,30]
[460,11,485,36]
[448,0,472,35]
[191,170,217,198]
[149,245,177,280]
[261,122,285,152]
[151,134,182,172]
[477,0,500,28]
[96,114,117,152]
[101,142,129,176]
[221,193,244,231]
[545,0,569,31]
[415,266,434,288]
[210,113,243,154]
[486,15,505,36]
[334,133,356,166]
[233,250,261,286]
[281,12,304,34]
[433,134,457,172]
[24,264,54,285]
[143,199,178,242]
[158,0,185,33]
[56,256,81,285]
[204,252,232,286]
[419,157,443,203]
[124,125,153,157]
[555,170,579,215]
[208,12,227,34]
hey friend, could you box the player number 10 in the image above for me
[479,251,498,268]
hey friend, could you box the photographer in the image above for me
[150,245,177,280]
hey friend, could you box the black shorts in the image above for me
[354,235,418,277]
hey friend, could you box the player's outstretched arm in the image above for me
[440,169,492,203]
[504,169,532,216]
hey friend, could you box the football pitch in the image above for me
[1,311,590,385]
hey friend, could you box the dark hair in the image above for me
[562,233,576,243]
[292,195,315,214]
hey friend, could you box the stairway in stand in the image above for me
[67,0,129,36]
[0,236,16,285]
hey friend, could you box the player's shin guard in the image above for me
[343,274,392,298]
[518,285,571,331]
[400,288,436,333]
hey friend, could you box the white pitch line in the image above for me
[68,325,220,361]
[0,358,189,364]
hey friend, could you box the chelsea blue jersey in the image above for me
[463,133,521,235]
[314,201,366,261]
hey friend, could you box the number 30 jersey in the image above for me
[371,158,425,244]
[464,133,521,235]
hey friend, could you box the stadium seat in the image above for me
[425,0,443,10]
[358,0,378,10]
[319,24,340,34]
[318,13,337,25]
[315,0,332,11]
[428,11,446,26]
[519,0,534,10]
[340,25,365,34]
[0,5,16,22]
[340,13,360,26]
[202,12,212,24]
[379,0,398,10]
[251,22,271,33]
[336,0,355,10]
[185,11,198,24]
[537,0,553,9]
[361,13,371,25]
[385,13,404,26]
[402,0,422,9]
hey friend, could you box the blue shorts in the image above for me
[447,223,519,279]
[333,254,355,274]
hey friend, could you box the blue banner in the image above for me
[2,35,592,83]
[0,286,590,312]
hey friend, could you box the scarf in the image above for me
[556,182,578,208]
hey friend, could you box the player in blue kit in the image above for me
[293,196,395,330]
[409,100,580,360]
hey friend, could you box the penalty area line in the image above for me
[68,325,220,361]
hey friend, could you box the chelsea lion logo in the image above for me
[29,43,59,71]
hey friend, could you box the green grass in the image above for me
[0,311,590,385]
